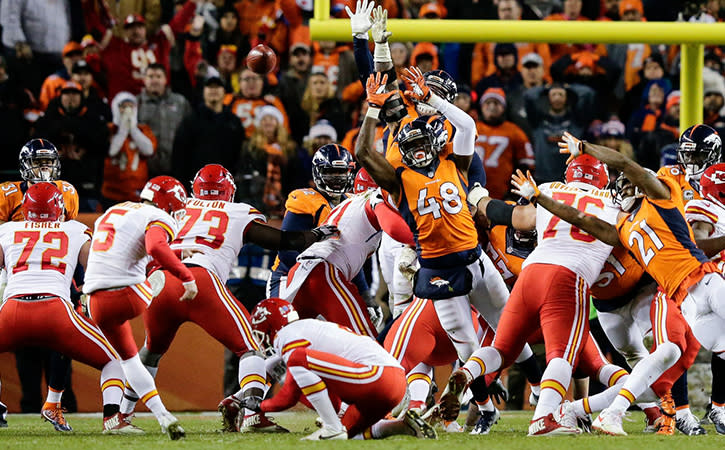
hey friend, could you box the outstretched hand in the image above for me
[401,66,431,103]
[365,72,394,108]
[345,0,375,36]
[511,170,540,202]
[371,5,392,43]
[558,131,583,164]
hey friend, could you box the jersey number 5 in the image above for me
[417,182,463,219]
[92,208,128,252]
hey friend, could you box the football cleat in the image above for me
[0,401,7,428]
[556,401,579,431]
[301,425,347,440]
[470,407,500,435]
[592,409,627,436]
[443,420,464,433]
[528,412,580,436]
[159,414,185,440]
[404,409,438,439]
[577,414,593,433]
[237,412,289,433]
[103,412,145,435]
[676,410,707,435]
[708,404,725,435]
[438,369,472,421]
[41,404,72,432]
[407,400,426,415]
[218,396,241,432]
[642,405,662,432]
[654,415,675,435]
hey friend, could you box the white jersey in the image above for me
[274,319,401,368]
[83,202,179,293]
[0,220,90,302]
[685,199,725,239]
[297,191,382,280]
[170,199,266,284]
[523,181,620,286]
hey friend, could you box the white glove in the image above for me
[180,279,198,301]
[371,6,392,43]
[467,182,490,208]
[367,306,384,331]
[557,131,583,164]
[345,0,374,38]
[397,245,418,283]
[510,169,540,202]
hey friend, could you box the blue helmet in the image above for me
[312,144,356,196]
[424,70,457,103]
[677,124,722,179]
[19,139,61,183]
[397,117,442,168]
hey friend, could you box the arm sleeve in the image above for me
[277,212,314,269]
[351,270,370,298]
[467,152,487,187]
[167,0,197,36]
[428,94,475,156]
[373,202,415,246]
[145,226,194,282]
[353,37,374,85]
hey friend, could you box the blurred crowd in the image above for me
[1,0,724,218]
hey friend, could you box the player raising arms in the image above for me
[83,176,196,439]
[511,132,723,435]
[0,183,134,434]
[118,164,338,433]
[0,139,79,431]
[248,298,436,441]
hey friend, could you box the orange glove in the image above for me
[402,66,431,103]
[511,169,540,202]
[365,72,393,108]
[558,131,584,164]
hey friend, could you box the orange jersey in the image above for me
[656,165,702,203]
[591,246,647,301]
[226,95,290,137]
[101,124,157,202]
[342,123,386,157]
[484,224,531,286]
[396,156,478,260]
[0,180,79,222]
[474,120,534,199]
[271,188,338,271]
[471,42,551,87]
[616,176,709,303]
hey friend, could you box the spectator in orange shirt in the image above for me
[471,0,551,87]
[311,41,357,95]
[602,0,651,104]
[544,0,590,61]
[474,88,534,199]
[38,42,84,111]
[101,91,157,207]
[227,68,289,137]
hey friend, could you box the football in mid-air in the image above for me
[246,44,277,74]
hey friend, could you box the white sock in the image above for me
[433,297,479,361]
[609,342,681,414]
[597,364,629,387]
[407,367,432,406]
[371,419,409,438]
[676,406,691,420]
[100,360,124,407]
[120,355,169,420]
[45,387,63,405]
[533,357,572,420]
[463,346,502,379]
[239,354,267,392]
[288,366,341,429]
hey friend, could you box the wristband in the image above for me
[485,199,515,227]
[354,32,369,40]
[366,107,381,119]
[373,41,391,63]
[467,184,489,208]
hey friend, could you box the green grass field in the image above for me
[1,410,723,449]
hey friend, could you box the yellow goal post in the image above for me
[310,0,725,131]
